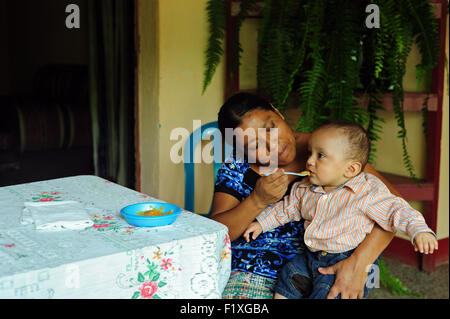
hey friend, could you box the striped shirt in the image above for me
[256,172,435,253]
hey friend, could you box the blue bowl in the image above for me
[120,202,182,227]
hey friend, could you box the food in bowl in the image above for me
[120,202,182,227]
[136,206,173,217]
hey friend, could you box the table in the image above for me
[0,175,231,298]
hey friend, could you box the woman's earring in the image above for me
[270,104,285,120]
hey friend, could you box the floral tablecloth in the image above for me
[0,175,231,299]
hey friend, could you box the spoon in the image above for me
[264,171,310,177]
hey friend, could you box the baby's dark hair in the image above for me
[217,92,274,138]
[315,121,371,171]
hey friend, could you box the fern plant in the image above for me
[202,0,440,178]
[378,258,425,298]
[203,0,228,94]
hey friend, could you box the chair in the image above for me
[183,121,231,215]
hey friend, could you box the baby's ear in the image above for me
[345,161,362,178]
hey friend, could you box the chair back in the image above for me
[183,121,231,214]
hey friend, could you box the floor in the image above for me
[367,258,449,299]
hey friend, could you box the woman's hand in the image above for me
[253,169,289,207]
[318,255,368,299]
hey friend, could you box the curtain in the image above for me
[87,0,136,188]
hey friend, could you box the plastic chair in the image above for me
[183,121,231,215]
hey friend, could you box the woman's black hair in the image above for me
[217,92,274,138]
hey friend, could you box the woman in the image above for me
[211,92,397,299]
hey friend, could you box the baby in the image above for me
[244,121,437,299]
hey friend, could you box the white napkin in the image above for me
[21,201,94,231]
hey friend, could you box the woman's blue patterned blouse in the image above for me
[214,154,304,279]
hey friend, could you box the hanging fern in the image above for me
[377,0,417,181]
[202,0,441,180]
[364,85,386,164]
[202,0,227,94]
[405,0,440,139]
[323,0,364,124]
[257,0,301,109]
[406,0,439,90]
[296,0,327,133]
[360,23,387,164]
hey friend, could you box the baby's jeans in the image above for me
[274,248,380,299]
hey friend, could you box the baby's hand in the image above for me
[414,232,438,254]
[244,222,263,242]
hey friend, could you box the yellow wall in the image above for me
[137,0,225,212]
[372,42,428,179]
[436,14,449,239]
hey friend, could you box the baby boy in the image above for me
[244,121,437,299]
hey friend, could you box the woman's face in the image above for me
[234,108,297,166]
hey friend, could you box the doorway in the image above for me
[0,0,136,189]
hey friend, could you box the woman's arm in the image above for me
[210,192,267,241]
[210,168,289,241]
[364,163,402,197]
[318,224,395,299]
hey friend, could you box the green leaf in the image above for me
[137,272,145,283]
[150,272,161,282]
[202,0,228,94]
[158,281,167,288]
[152,294,161,299]
[132,291,140,299]
[148,262,158,271]
[379,259,424,298]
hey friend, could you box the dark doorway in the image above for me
[0,0,136,189]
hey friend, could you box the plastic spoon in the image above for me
[264,171,310,177]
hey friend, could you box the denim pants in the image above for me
[275,248,380,299]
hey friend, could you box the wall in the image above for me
[137,0,225,212]
[136,0,160,198]
[436,14,449,239]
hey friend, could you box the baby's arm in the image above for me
[365,189,437,253]
[243,221,263,242]
[255,182,304,233]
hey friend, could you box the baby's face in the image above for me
[306,128,352,188]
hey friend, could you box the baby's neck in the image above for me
[320,176,354,193]
[322,186,337,193]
